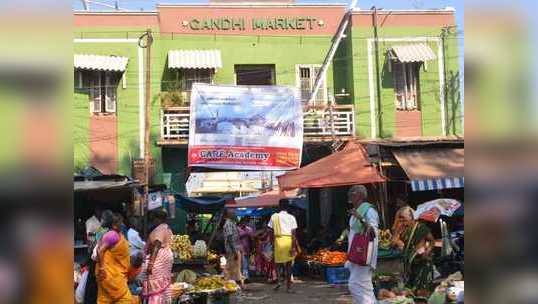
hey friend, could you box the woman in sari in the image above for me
[391,206,435,291]
[95,213,138,304]
[142,209,173,304]
[254,228,277,283]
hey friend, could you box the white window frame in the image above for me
[82,70,119,115]
[295,64,327,105]
[178,68,214,92]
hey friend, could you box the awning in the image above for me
[168,50,222,69]
[390,43,436,63]
[227,190,284,208]
[392,148,464,191]
[278,142,385,191]
[74,54,129,72]
[174,194,227,213]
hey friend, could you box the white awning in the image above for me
[168,50,222,69]
[390,43,436,63]
[74,54,129,72]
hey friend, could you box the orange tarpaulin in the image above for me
[277,142,385,190]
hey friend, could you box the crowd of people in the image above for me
[77,209,174,304]
[76,185,450,304]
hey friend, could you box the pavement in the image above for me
[232,277,353,304]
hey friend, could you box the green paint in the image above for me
[73,20,462,183]
[350,26,462,138]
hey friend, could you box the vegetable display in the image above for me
[171,235,193,260]
[379,229,393,249]
[192,240,208,258]
[305,249,348,266]
[193,276,225,292]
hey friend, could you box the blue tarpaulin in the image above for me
[174,194,226,213]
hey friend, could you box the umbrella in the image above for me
[414,199,462,222]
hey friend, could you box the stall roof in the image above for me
[278,142,385,191]
[175,194,227,213]
[227,190,307,209]
[74,167,139,192]
[392,148,464,191]
[226,190,301,208]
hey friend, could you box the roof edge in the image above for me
[74,10,158,15]
[353,8,455,14]
[158,3,346,8]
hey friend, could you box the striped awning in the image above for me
[393,148,464,192]
[74,54,129,72]
[390,43,436,63]
[168,50,222,69]
[411,177,465,192]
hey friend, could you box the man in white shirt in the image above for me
[126,217,146,256]
[268,199,298,293]
[85,206,103,248]
[345,185,379,304]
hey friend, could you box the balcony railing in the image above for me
[159,105,355,144]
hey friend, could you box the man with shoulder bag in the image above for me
[345,185,379,304]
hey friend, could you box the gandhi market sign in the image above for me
[181,17,325,31]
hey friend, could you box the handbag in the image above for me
[347,206,375,266]
[347,230,374,266]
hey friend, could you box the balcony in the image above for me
[157,105,355,146]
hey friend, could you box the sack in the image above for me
[347,232,374,266]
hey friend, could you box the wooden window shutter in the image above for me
[104,72,117,113]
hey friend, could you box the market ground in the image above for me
[232,277,353,304]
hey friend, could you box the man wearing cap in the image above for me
[346,185,379,304]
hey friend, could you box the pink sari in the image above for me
[142,224,173,304]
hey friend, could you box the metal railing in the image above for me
[303,105,355,138]
[160,105,355,142]
[160,107,190,141]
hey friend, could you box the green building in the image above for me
[74,3,462,193]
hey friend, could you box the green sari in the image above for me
[402,222,433,291]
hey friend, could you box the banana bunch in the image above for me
[194,276,225,291]
[207,250,219,261]
[379,229,393,249]
[171,235,193,260]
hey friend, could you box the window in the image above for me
[78,70,121,114]
[179,69,213,91]
[392,62,421,111]
[235,64,275,86]
[297,65,326,104]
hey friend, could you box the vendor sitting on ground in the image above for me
[391,206,435,291]
[306,225,331,253]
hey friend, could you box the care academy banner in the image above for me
[188,83,303,170]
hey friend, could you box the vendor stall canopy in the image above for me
[277,142,385,191]
[392,148,464,191]
[226,190,307,209]
[174,193,227,213]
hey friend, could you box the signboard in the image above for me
[181,17,325,31]
[188,84,303,170]
[186,171,286,195]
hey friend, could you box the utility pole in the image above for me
[138,29,153,237]
[372,6,383,138]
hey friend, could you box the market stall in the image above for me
[168,194,228,273]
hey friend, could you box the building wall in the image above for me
[350,11,462,139]
[73,8,462,177]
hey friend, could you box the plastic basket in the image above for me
[324,266,350,285]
